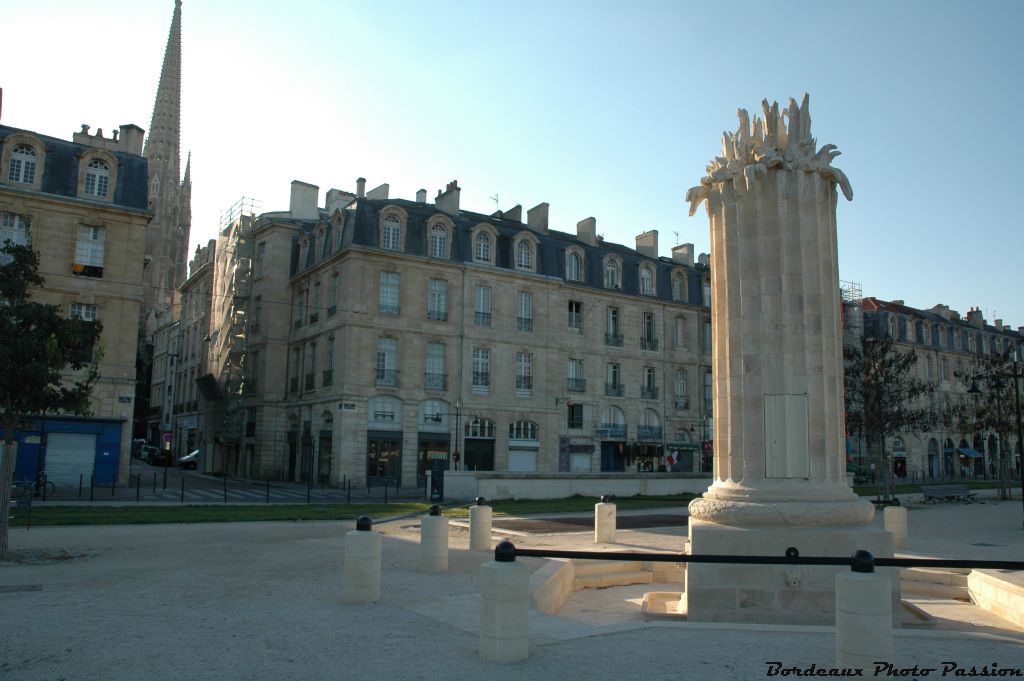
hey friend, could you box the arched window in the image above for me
[382,215,401,251]
[420,399,448,429]
[640,266,653,295]
[475,232,491,263]
[604,258,619,289]
[8,144,37,184]
[566,251,582,281]
[369,396,402,427]
[641,408,661,427]
[601,405,625,426]
[430,224,447,259]
[465,417,495,438]
[84,158,110,197]
[517,239,532,270]
[672,273,685,301]
[509,420,538,440]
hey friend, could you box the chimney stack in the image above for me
[356,177,366,198]
[966,308,985,329]
[325,188,356,214]
[527,203,549,233]
[435,180,461,216]
[576,217,597,246]
[366,183,389,200]
[416,189,427,203]
[635,230,658,258]
[289,180,320,220]
[671,243,695,267]
[503,204,522,222]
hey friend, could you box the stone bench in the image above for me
[919,484,978,504]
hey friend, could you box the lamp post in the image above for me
[452,398,461,472]
[968,348,1024,529]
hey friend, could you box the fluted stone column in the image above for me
[683,95,894,624]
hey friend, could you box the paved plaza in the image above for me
[1,490,1022,681]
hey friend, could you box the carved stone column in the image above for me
[683,96,894,624]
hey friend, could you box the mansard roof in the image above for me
[0,125,149,211]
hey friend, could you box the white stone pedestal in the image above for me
[420,515,449,572]
[469,505,493,552]
[836,569,893,668]
[685,519,897,625]
[883,506,908,549]
[594,502,616,544]
[342,528,381,604]
[479,560,530,662]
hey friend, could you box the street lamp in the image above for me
[968,348,1024,529]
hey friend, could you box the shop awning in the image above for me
[957,447,985,458]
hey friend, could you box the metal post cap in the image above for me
[475,496,486,506]
[428,505,442,516]
[600,495,611,503]
[494,540,517,562]
[355,516,373,531]
[785,547,800,559]
[850,549,875,573]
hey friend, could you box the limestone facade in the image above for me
[0,121,151,484]
[197,179,712,486]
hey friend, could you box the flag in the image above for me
[665,451,677,467]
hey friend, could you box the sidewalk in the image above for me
[1,490,1021,680]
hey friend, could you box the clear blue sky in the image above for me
[4,0,1022,328]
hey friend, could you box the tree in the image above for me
[0,243,102,559]
[844,335,938,502]
[954,351,1018,500]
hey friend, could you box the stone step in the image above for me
[901,567,970,587]
[901,580,971,599]
[574,570,654,590]
[571,559,644,577]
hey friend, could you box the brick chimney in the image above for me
[435,180,461,216]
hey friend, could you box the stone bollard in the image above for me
[480,541,530,662]
[883,506,908,549]
[420,505,449,572]
[594,495,616,544]
[343,516,381,604]
[835,550,893,670]
[469,496,493,552]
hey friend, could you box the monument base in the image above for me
[685,518,897,625]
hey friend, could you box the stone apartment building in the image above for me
[0,120,151,486]
[853,297,1023,479]
[186,179,713,486]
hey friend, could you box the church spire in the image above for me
[145,0,182,183]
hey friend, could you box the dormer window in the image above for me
[84,158,110,197]
[382,215,401,251]
[604,259,620,289]
[475,231,492,263]
[566,250,583,282]
[517,239,532,270]
[672,272,686,301]
[430,224,447,259]
[7,144,37,184]
[640,265,654,295]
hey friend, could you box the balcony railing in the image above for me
[641,337,658,351]
[641,386,659,399]
[305,373,315,390]
[605,332,623,347]
[424,372,447,391]
[674,398,689,410]
[322,369,333,387]
[596,424,626,439]
[516,375,533,391]
[516,317,533,332]
[379,303,400,315]
[605,382,624,397]
[475,311,492,327]
[472,371,490,388]
[427,308,448,322]
[567,378,586,392]
[376,369,400,387]
[637,425,663,440]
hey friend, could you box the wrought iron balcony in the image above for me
[641,386,659,399]
[596,424,626,439]
[472,371,490,388]
[567,378,586,393]
[637,425,663,440]
[379,303,400,316]
[605,332,623,347]
[641,337,658,351]
[322,369,333,387]
[475,311,492,327]
[516,376,533,391]
[516,317,533,332]
[424,372,447,391]
[605,382,624,397]
[376,369,400,387]
[427,308,448,321]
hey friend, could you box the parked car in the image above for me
[131,439,148,458]
[140,445,159,463]
[177,450,200,470]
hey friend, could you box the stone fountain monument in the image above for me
[682,95,894,624]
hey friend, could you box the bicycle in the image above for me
[11,476,56,499]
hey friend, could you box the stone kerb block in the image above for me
[420,512,450,572]
[469,502,493,552]
[479,559,530,662]
[594,501,616,544]
[835,569,893,669]
[342,524,381,604]
[883,506,907,549]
